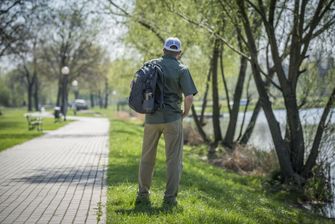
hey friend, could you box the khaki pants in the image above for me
[138,119,183,199]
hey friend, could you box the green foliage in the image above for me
[106,116,332,224]
[107,59,140,96]
[125,0,210,59]
[0,70,26,107]
[297,60,335,108]
[0,108,71,152]
[121,0,247,101]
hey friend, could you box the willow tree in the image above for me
[234,0,335,182]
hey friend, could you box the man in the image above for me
[136,37,198,206]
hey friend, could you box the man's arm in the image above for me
[182,95,194,119]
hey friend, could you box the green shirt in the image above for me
[145,55,198,124]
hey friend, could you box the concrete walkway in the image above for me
[0,117,109,224]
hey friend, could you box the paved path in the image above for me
[0,117,109,224]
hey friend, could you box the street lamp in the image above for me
[61,66,70,121]
[72,79,79,99]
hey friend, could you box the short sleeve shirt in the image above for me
[145,55,198,124]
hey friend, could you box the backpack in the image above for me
[128,61,164,114]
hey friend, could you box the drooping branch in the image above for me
[166,4,250,59]
[106,0,164,43]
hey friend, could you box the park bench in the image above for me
[24,113,43,131]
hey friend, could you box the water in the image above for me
[185,108,335,151]
[185,107,335,218]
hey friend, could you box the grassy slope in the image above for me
[107,118,333,224]
[0,108,71,152]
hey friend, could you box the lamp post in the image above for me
[61,66,70,121]
[72,79,79,99]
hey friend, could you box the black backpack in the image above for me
[128,61,164,114]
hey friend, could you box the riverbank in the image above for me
[106,115,333,224]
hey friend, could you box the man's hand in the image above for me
[182,95,193,119]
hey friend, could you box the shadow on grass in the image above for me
[0,120,25,127]
[108,153,296,223]
[108,119,333,223]
[116,203,183,216]
[0,133,40,139]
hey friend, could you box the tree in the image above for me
[7,0,49,111]
[40,3,107,109]
[168,1,258,150]
[105,0,248,149]
[235,0,335,182]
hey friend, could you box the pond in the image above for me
[184,107,335,218]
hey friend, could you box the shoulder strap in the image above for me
[155,65,165,109]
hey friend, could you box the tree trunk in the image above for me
[211,38,223,145]
[303,87,335,177]
[90,92,95,108]
[56,77,62,107]
[32,40,39,111]
[238,0,296,180]
[219,46,231,115]
[240,100,261,144]
[223,54,248,148]
[200,67,211,125]
[98,91,103,108]
[191,105,210,144]
[33,76,39,111]
[251,62,295,180]
[104,79,109,109]
[284,92,305,173]
[27,83,33,112]
[239,69,275,144]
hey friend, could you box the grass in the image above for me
[107,115,334,224]
[0,107,71,152]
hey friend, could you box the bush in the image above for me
[303,164,333,203]
[208,144,279,175]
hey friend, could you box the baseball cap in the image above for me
[163,37,182,52]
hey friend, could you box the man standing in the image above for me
[136,37,198,206]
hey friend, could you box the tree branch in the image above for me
[303,87,335,176]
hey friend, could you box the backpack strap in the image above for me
[156,65,165,109]
[145,60,165,110]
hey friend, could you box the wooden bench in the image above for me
[25,113,43,131]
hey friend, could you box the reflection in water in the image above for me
[184,108,335,218]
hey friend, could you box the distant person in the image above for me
[136,37,198,206]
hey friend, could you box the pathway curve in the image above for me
[0,117,109,224]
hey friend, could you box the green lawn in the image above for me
[107,116,332,224]
[0,108,71,152]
